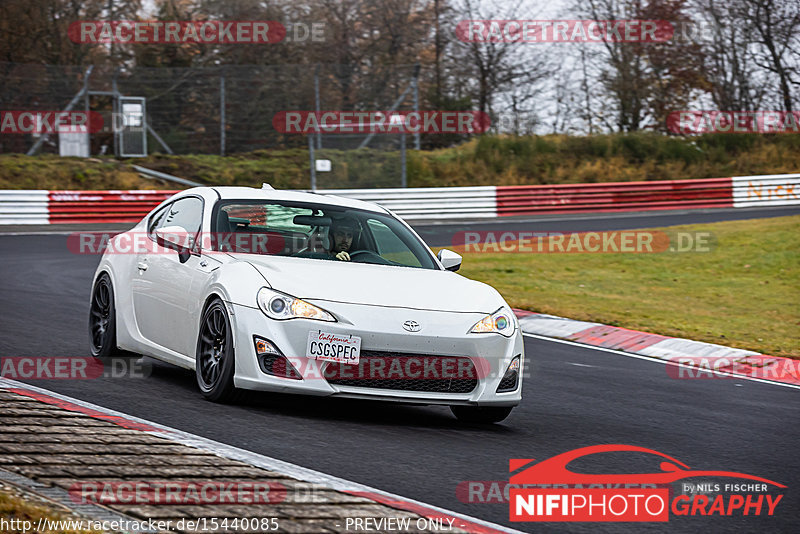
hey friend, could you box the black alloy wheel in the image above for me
[89,273,116,358]
[196,299,239,402]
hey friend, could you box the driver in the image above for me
[329,217,358,261]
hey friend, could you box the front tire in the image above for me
[451,405,513,424]
[89,273,117,358]
[196,299,239,403]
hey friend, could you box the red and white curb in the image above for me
[1,172,798,224]
[0,377,525,534]
[513,310,800,388]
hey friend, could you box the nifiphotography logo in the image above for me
[509,445,785,523]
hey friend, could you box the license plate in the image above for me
[307,331,361,365]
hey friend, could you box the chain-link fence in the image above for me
[0,62,425,188]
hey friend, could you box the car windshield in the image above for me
[211,200,438,270]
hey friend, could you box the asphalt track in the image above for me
[414,205,800,247]
[1,207,799,533]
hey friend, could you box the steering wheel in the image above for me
[347,250,391,264]
[347,250,375,259]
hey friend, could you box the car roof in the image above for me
[182,186,388,214]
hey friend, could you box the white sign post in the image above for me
[59,123,89,158]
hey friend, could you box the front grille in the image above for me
[496,370,519,392]
[325,350,478,394]
[259,353,302,380]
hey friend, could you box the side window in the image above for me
[162,197,203,235]
[220,203,313,233]
[147,203,170,238]
[367,219,422,267]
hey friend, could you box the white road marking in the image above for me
[522,333,800,391]
[0,231,87,236]
[0,229,124,236]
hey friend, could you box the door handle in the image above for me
[137,262,148,271]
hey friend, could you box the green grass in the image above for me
[0,487,103,533]
[2,132,799,190]
[452,216,800,359]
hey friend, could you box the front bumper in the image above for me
[228,301,524,407]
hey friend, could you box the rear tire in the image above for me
[451,405,513,424]
[89,273,118,358]
[196,299,240,403]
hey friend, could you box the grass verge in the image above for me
[452,215,800,359]
[2,132,799,190]
[0,484,104,533]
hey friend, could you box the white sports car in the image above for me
[89,186,524,423]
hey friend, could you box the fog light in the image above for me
[253,336,302,380]
[496,356,521,393]
[255,338,280,355]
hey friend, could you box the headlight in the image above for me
[257,288,335,322]
[470,308,515,336]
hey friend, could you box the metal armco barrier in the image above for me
[732,174,800,208]
[0,173,798,224]
[0,190,49,224]
[495,178,734,215]
[317,186,498,220]
[48,190,175,224]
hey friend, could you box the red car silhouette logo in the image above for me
[510,444,785,487]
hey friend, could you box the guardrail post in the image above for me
[309,135,317,190]
[220,70,226,156]
[400,133,407,188]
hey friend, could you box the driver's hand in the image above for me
[335,251,350,261]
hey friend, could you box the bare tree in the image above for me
[691,0,766,111]
[576,0,648,131]
[575,0,706,132]
[737,0,799,111]
[0,0,135,66]
[448,0,552,129]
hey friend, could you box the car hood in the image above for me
[236,254,504,313]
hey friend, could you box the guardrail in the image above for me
[317,186,497,220]
[48,191,176,224]
[1,173,798,224]
[132,165,203,187]
[731,174,800,208]
[0,191,49,224]
[496,177,734,215]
